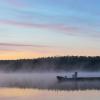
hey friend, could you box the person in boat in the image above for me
[72,72,78,79]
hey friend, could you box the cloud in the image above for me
[0,42,49,48]
[0,42,66,59]
[0,19,79,33]
[0,42,51,52]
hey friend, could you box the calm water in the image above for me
[0,72,100,90]
[0,88,100,100]
[0,72,100,100]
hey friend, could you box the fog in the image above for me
[0,72,57,89]
[0,72,100,90]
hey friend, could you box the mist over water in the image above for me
[0,72,58,89]
[0,72,100,90]
[0,56,99,90]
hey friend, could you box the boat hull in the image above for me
[56,76,100,82]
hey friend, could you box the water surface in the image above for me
[0,88,100,100]
[0,72,100,90]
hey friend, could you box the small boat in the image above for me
[56,76,68,81]
[57,72,78,81]
[56,72,100,82]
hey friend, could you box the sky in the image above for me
[0,0,100,59]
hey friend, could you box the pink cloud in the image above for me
[0,43,60,57]
[0,42,49,48]
[0,19,79,33]
[0,42,52,53]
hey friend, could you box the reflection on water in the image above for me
[0,88,100,100]
[55,80,100,90]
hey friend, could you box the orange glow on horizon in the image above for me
[0,48,99,60]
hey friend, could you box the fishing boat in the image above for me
[56,72,100,82]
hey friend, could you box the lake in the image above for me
[0,88,100,100]
[0,72,100,90]
[0,72,100,100]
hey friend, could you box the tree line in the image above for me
[0,56,100,72]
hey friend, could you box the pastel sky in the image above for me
[0,0,100,59]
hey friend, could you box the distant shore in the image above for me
[0,56,100,72]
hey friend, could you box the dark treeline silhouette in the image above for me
[0,56,100,72]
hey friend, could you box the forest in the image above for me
[0,56,100,72]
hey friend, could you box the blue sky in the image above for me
[0,0,100,59]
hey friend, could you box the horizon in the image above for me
[0,55,99,60]
[0,0,100,59]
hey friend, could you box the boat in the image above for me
[56,76,68,81]
[56,72,100,82]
